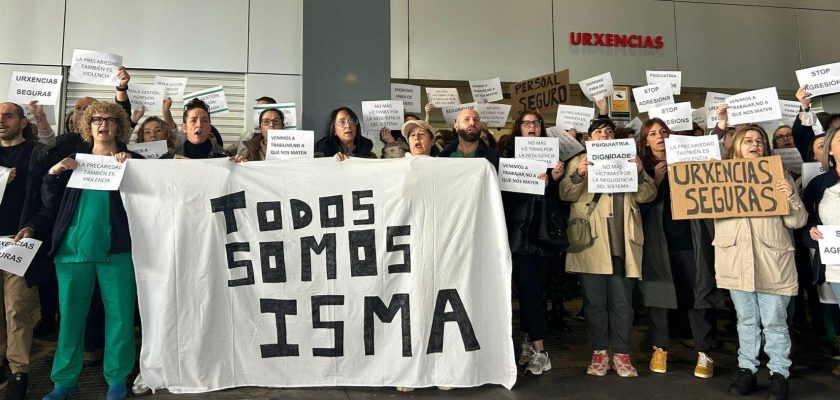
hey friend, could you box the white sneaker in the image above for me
[132,374,151,395]
[518,339,536,366]
[526,351,552,376]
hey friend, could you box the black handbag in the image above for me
[532,195,570,253]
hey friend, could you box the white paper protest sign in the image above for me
[183,86,228,115]
[0,167,10,204]
[779,100,800,125]
[474,103,510,128]
[818,225,840,265]
[425,88,461,106]
[586,139,638,193]
[664,135,721,164]
[633,83,674,113]
[390,83,421,113]
[556,105,595,132]
[68,49,122,86]
[254,103,297,129]
[725,87,782,125]
[127,140,169,159]
[119,157,517,392]
[0,238,42,277]
[499,158,545,195]
[772,148,804,175]
[646,70,681,95]
[469,77,503,103]
[442,103,477,126]
[265,129,314,160]
[515,137,559,168]
[7,71,63,105]
[647,102,693,131]
[692,108,707,129]
[795,62,840,97]
[546,127,585,161]
[579,72,614,101]
[802,162,826,188]
[705,92,730,128]
[127,84,165,112]
[362,100,404,132]
[626,117,643,134]
[66,154,127,191]
[153,76,188,102]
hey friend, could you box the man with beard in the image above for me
[439,109,499,170]
[0,102,54,400]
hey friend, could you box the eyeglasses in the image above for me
[91,117,118,126]
[336,118,357,127]
[521,120,541,127]
[261,119,283,126]
[775,134,793,141]
[743,139,765,147]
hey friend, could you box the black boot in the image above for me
[767,372,789,400]
[727,368,757,396]
[6,372,28,400]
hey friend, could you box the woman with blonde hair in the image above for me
[714,125,806,399]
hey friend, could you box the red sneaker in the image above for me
[612,353,638,378]
[587,350,609,377]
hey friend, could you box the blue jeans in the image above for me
[729,290,792,377]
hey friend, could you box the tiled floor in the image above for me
[20,302,840,399]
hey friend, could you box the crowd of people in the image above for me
[1,66,840,400]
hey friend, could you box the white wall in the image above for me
[0,0,65,65]
[62,0,249,72]
[406,0,555,82]
[554,0,678,85]
[394,0,840,91]
[1,0,302,133]
[249,0,303,75]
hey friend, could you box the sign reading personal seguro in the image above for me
[668,156,789,220]
[120,158,516,392]
[509,70,569,118]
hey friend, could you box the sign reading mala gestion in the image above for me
[667,156,789,220]
[120,158,516,393]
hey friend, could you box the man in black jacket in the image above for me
[438,109,499,170]
[0,102,54,399]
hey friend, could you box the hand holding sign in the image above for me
[0,237,42,277]
[66,154,128,191]
[68,49,123,86]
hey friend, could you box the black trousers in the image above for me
[512,254,550,341]
[648,250,715,352]
[579,257,636,354]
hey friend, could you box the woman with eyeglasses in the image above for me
[559,117,657,378]
[238,108,285,161]
[772,126,795,150]
[713,125,806,399]
[502,110,566,376]
[636,118,723,379]
[315,107,376,159]
[41,102,144,400]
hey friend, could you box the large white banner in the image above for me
[120,158,516,393]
